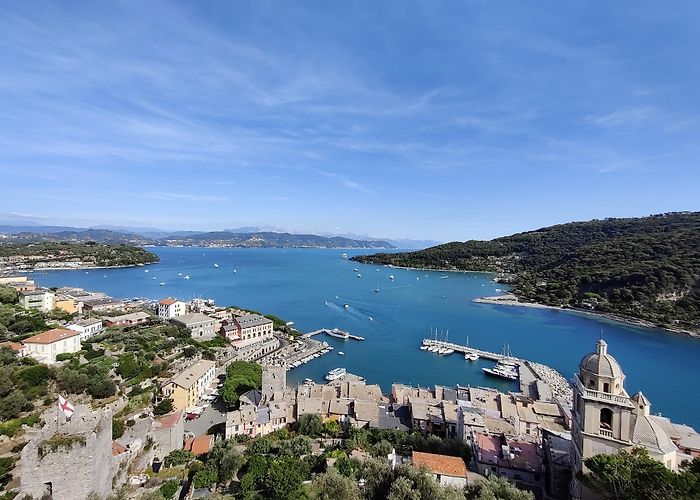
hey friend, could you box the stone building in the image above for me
[571,339,681,499]
[261,364,286,401]
[20,405,128,499]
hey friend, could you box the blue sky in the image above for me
[1,1,699,241]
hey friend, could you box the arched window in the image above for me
[587,379,596,389]
[600,408,613,430]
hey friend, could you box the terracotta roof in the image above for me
[23,328,77,344]
[159,298,178,306]
[112,441,128,456]
[155,410,183,430]
[0,341,25,352]
[184,435,213,456]
[412,451,467,477]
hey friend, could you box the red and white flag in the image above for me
[58,394,75,419]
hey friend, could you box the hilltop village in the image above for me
[0,275,698,499]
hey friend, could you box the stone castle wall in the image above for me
[20,406,116,500]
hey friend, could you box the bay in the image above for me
[34,247,700,428]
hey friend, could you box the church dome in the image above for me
[630,413,677,454]
[579,339,624,379]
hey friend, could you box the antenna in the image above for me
[599,329,604,341]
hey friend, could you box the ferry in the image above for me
[326,328,350,339]
[326,368,347,381]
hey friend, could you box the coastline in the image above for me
[0,262,158,273]
[474,294,699,339]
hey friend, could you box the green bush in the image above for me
[159,479,180,499]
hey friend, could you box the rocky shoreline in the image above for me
[474,294,699,339]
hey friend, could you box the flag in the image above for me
[58,394,75,419]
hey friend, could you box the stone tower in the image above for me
[20,405,123,499]
[261,364,286,402]
[571,340,677,499]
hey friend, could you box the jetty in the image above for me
[420,338,573,405]
[304,328,365,341]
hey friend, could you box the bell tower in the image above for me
[571,340,635,499]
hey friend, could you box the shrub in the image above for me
[159,479,180,499]
[154,398,174,416]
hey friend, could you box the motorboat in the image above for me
[184,275,190,280]
[353,268,359,272]
[483,365,518,381]
[465,352,479,362]
[326,328,350,339]
[159,282,165,286]
[343,304,350,309]
[213,263,219,268]
[357,274,362,278]
[326,368,347,381]
[420,346,429,350]
[389,275,395,280]
[341,253,348,259]
[338,351,344,356]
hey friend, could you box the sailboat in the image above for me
[464,336,479,361]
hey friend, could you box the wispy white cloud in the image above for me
[140,192,229,202]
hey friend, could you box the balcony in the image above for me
[599,428,613,438]
[572,375,634,408]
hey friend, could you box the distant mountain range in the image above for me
[0,225,394,249]
[0,221,438,249]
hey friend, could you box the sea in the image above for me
[32,247,700,429]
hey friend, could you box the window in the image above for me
[603,383,610,393]
[600,408,613,430]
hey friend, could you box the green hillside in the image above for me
[353,212,700,332]
[0,242,159,268]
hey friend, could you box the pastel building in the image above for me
[158,299,186,320]
[19,289,54,312]
[23,329,81,364]
[162,360,216,410]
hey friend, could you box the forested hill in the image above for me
[353,212,700,332]
[0,242,159,269]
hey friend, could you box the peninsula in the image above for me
[0,242,160,271]
[353,212,700,334]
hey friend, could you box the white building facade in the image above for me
[158,299,186,320]
[23,329,81,364]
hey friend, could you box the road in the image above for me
[184,397,228,437]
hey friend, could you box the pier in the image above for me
[420,339,573,405]
[304,328,365,341]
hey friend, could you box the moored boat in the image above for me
[326,367,347,381]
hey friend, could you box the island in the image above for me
[353,212,700,335]
[0,242,160,271]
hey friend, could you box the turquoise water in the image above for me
[34,247,700,428]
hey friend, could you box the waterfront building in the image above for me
[103,311,150,327]
[19,289,54,312]
[171,312,216,340]
[233,313,274,340]
[0,276,36,292]
[67,318,104,341]
[22,328,81,364]
[81,296,124,312]
[162,359,216,410]
[571,339,695,499]
[411,451,468,488]
[158,298,186,320]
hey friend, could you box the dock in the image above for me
[304,328,365,341]
[420,339,573,405]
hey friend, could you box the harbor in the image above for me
[420,338,573,406]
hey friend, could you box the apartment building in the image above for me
[22,328,81,364]
[162,360,216,410]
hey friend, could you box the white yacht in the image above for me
[420,345,429,351]
[338,351,344,356]
[357,274,362,278]
[483,364,518,381]
[213,263,219,268]
[389,275,395,280]
[159,282,165,286]
[353,268,359,272]
[465,352,479,362]
[343,304,350,310]
[325,368,347,381]
[184,275,190,280]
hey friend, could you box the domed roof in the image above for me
[579,339,624,379]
